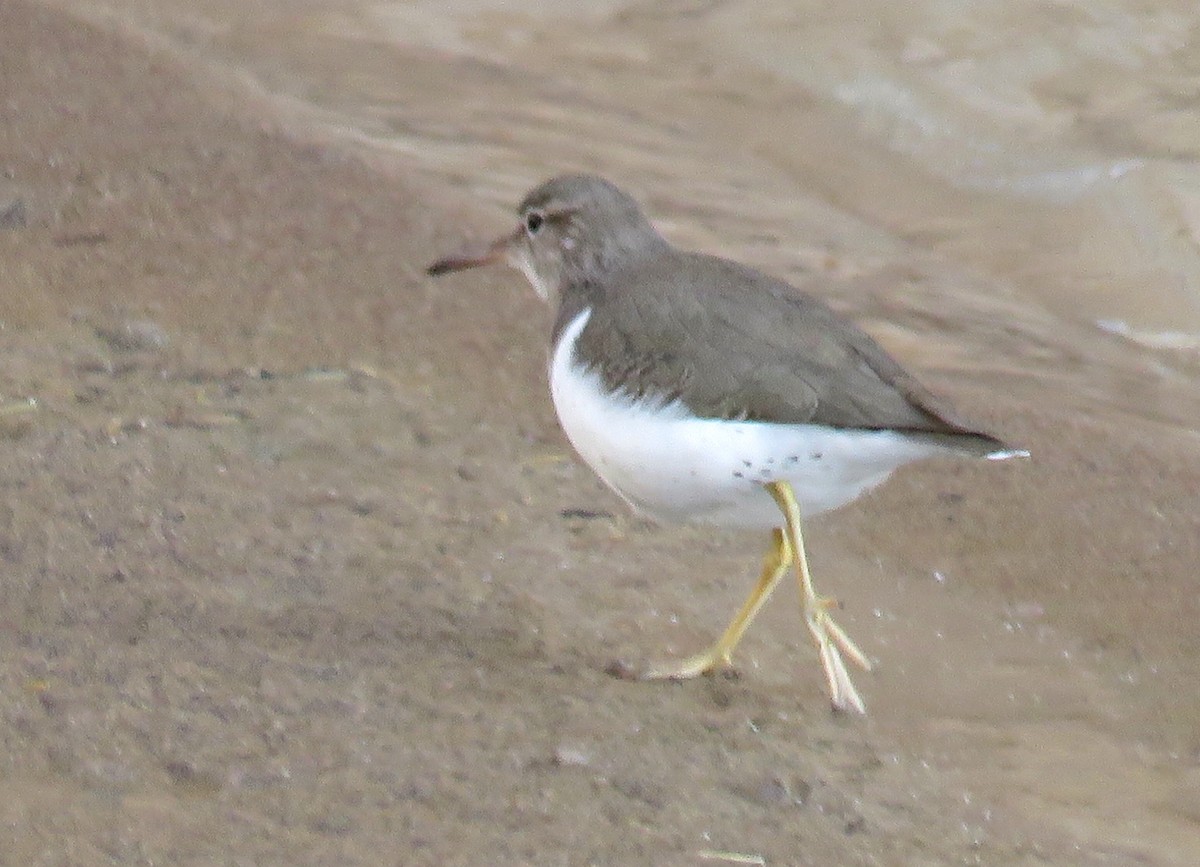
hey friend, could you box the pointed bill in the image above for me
[426,227,522,276]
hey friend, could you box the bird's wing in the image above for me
[577,252,1000,445]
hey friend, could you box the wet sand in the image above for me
[2,2,1199,864]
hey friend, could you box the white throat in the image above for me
[508,247,556,302]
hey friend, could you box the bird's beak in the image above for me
[426,226,522,276]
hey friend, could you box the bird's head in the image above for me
[427,174,667,303]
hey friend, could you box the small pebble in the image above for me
[552,744,592,768]
[0,197,27,228]
[95,318,170,352]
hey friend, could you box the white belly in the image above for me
[549,308,951,529]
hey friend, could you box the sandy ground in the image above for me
[2,3,1199,864]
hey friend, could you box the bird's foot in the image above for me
[807,595,871,715]
[629,646,737,682]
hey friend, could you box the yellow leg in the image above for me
[766,480,872,714]
[642,528,792,680]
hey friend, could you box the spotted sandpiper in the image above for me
[427,175,1025,714]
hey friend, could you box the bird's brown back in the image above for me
[556,248,1005,455]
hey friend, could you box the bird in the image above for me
[427,174,1024,713]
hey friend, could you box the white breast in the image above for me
[549,307,954,529]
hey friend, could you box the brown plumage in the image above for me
[528,175,1005,454]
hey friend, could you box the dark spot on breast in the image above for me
[786,455,800,464]
[733,471,745,479]
[811,452,823,461]
[741,459,752,468]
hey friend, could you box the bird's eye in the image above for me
[524,211,545,234]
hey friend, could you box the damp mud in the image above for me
[2,2,1199,863]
